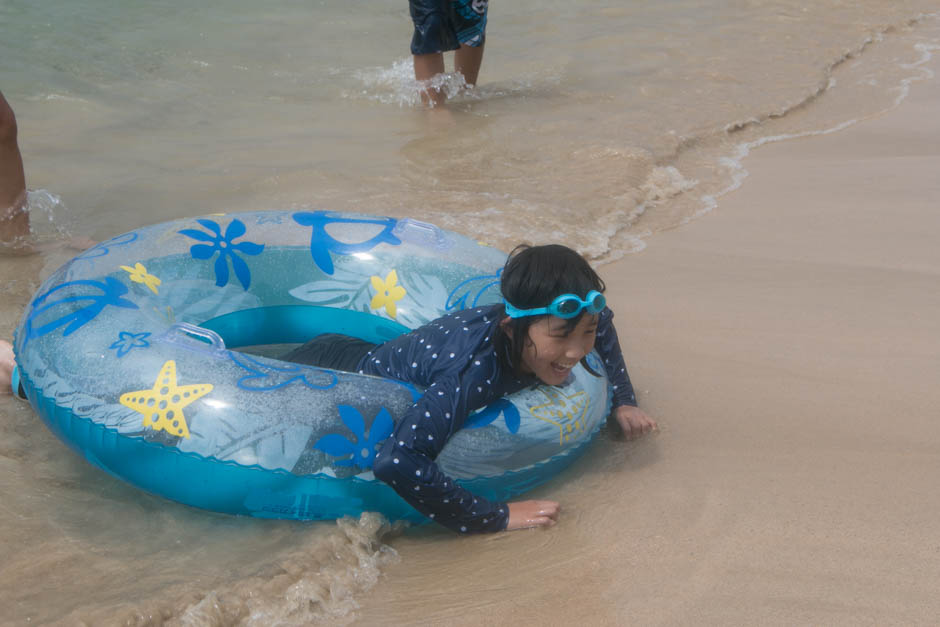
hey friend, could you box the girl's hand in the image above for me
[612,405,657,440]
[506,500,560,530]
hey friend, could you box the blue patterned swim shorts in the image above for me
[410,0,489,55]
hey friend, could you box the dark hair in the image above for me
[497,244,606,375]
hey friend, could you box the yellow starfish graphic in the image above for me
[119,360,213,438]
[529,387,591,445]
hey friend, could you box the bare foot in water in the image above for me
[0,340,15,396]
[0,194,31,253]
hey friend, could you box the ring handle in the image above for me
[160,323,227,354]
[393,218,452,251]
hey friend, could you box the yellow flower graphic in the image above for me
[120,262,162,294]
[369,270,406,319]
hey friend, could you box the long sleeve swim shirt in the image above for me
[363,303,636,533]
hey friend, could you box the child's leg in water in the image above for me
[0,92,95,254]
[413,52,447,107]
[0,92,29,245]
[454,42,484,86]
[413,42,484,108]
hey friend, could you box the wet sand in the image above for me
[352,54,940,625]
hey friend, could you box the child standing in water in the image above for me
[0,90,92,254]
[283,244,657,532]
[0,91,29,248]
[409,0,488,106]
[0,90,28,393]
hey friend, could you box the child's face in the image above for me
[519,314,598,385]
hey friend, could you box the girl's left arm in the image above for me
[595,308,658,439]
[594,307,637,407]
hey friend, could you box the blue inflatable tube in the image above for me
[13,211,611,521]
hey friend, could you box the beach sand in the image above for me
[352,53,940,626]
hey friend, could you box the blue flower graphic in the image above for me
[179,218,264,290]
[464,398,521,433]
[313,405,395,469]
[109,331,151,358]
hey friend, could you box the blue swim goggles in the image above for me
[504,290,606,319]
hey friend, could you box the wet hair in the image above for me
[497,244,606,375]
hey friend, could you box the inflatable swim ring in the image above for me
[13,211,611,521]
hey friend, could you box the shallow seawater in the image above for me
[1,1,939,624]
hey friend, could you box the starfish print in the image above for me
[119,360,213,439]
[528,387,591,445]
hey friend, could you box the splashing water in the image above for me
[347,58,472,108]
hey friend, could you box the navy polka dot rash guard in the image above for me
[363,304,636,533]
